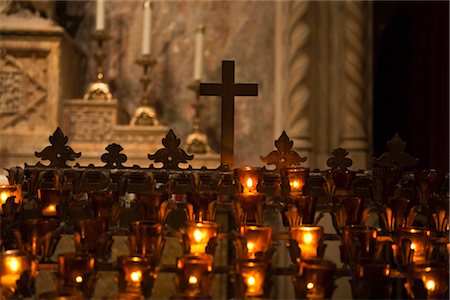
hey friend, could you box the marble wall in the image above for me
[73,1,276,167]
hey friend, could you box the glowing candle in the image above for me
[0,184,22,214]
[193,24,204,81]
[96,0,105,31]
[239,225,272,259]
[142,0,152,55]
[396,227,431,263]
[117,255,156,294]
[186,222,218,254]
[0,251,36,294]
[289,226,323,259]
[58,253,95,287]
[42,204,57,216]
[175,253,214,298]
[239,261,267,297]
[235,167,261,194]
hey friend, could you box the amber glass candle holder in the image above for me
[73,218,112,261]
[406,263,449,299]
[234,167,263,194]
[340,225,378,265]
[15,219,59,261]
[174,253,214,299]
[117,255,157,298]
[0,250,37,299]
[293,258,336,299]
[127,220,165,260]
[373,168,402,197]
[288,225,324,262]
[236,259,270,298]
[0,184,22,215]
[88,189,119,221]
[184,221,219,255]
[186,190,218,222]
[136,191,169,222]
[281,167,310,198]
[350,259,392,299]
[395,227,432,265]
[38,188,63,217]
[57,253,96,297]
[236,225,273,260]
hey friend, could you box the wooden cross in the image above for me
[199,60,258,169]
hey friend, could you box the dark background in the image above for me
[373,1,449,175]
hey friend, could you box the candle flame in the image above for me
[306,282,314,290]
[291,180,301,189]
[75,276,83,283]
[246,178,254,189]
[0,192,8,202]
[247,276,256,287]
[193,229,205,243]
[189,276,198,284]
[7,257,20,272]
[410,243,416,250]
[130,271,142,282]
[425,280,435,291]
[303,233,313,244]
[247,242,255,252]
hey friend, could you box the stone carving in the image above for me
[342,0,368,147]
[285,1,311,152]
[0,54,47,130]
[65,107,113,142]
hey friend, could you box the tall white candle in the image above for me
[142,0,152,55]
[193,25,204,81]
[96,0,105,31]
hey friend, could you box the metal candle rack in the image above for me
[0,128,448,299]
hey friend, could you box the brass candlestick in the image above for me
[185,81,212,153]
[130,54,160,126]
[84,29,113,101]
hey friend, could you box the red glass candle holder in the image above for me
[57,253,96,297]
[282,195,318,226]
[117,255,157,297]
[281,167,310,198]
[184,221,219,255]
[127,221,165,260]
[295,258,336,299]
[15,219,59,261]
[73,218,112,261]
[406,263,448,299]
[340,225,378,264]
[237,225,273,260]
[174,253,214,299]
[0,250,37,298]
[136,191,168,222]
[88,189,119,221]
[0,184,22,215]
[38,188,63,217]
[396,227,432,264]
[332,196,364,231]
[350,259,392,299]
[186,190,218,222]
[288,225,324,261]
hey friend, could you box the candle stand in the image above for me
[0,129,448,299]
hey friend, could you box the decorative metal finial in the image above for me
[130,54,160,126]
[185,81,212,154]
[84,30,113,101]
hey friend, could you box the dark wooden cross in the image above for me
[199,60,258,169]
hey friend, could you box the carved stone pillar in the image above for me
[275,0,312,165]
[275,0,372,170]
[339,0,372,169]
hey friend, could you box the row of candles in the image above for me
[95,0,205,81]
[0,166,449,299]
